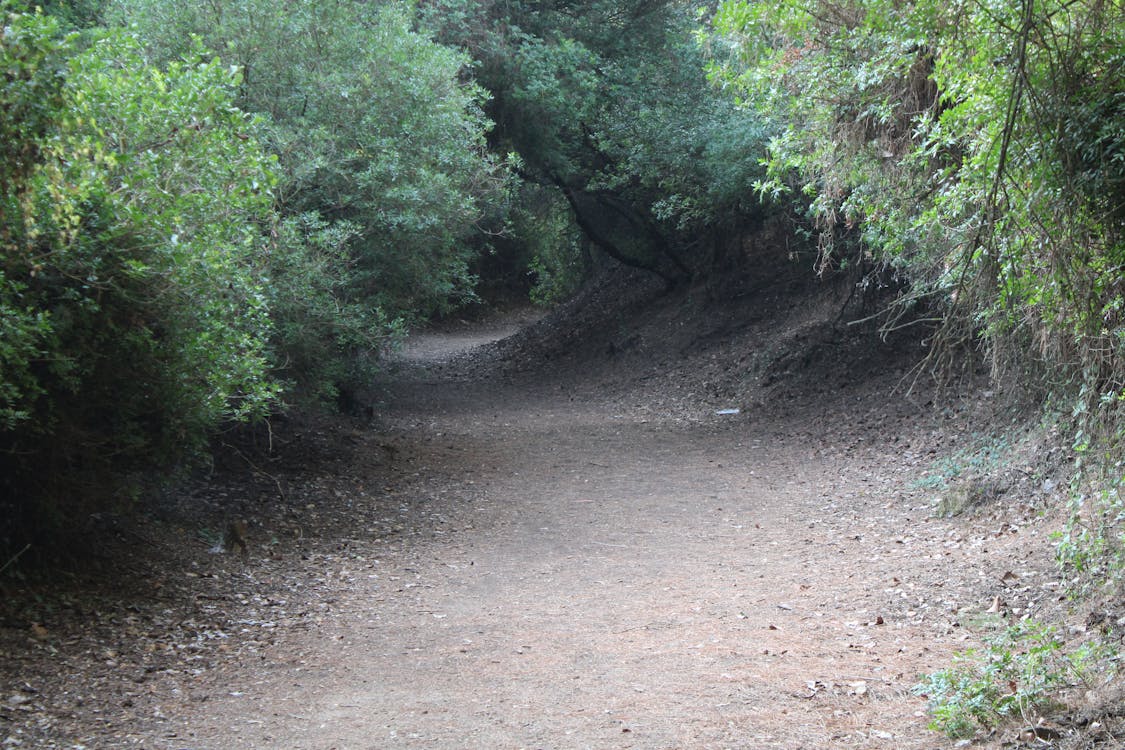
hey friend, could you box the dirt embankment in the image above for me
[0,263,1096,749]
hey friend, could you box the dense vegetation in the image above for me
[2,10,280,538]
[711,0,1123,397]
[705,0,1123,733]
[706,0,1124,582]
[2,0,1123,606]
[418,0,772,289]
[1,0,774,548]
[105,0,513,400]
[1,0,508,544]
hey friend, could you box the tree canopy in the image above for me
[419,0,774,286]
[107,0,512,400]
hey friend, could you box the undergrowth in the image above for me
[1055,448,1125,596]
[915,623,1106,739]
[918,419,1125,739]
[911,433,1012,491]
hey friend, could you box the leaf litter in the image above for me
[0,270,1086,748]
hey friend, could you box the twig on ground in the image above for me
[0,544,31,576]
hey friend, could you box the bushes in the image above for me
[108,0,510,323]
[710,0,1125,559]
[107,0,511,398]
[267,214,404,407]
[915,623,1099,738]
[1,10,278,542]
[2,2,513,545]
[511,186,587,306]
[709,0,1124,399]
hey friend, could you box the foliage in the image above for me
[419,0,774,287]
[1,8,278,538]
[509,186,586,305]
[709,0,1124,397]
[104,0,510,407]
[267,214,405,407]
[914,622,1098,738]
[0,7,70,432]
[108,0,508,323]
[35,0,103,29]
[1056,463,1125,594]
[710,3,1125,704]
[911,434,1012,490]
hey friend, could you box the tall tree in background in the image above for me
[419,0,773,290]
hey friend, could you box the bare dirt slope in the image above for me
[2,270,1076,749]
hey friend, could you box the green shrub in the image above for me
[1,11,278,543]
[1056,463,1125,593]
[267,214,405,408]
[710,0,1124,398]
[911,434,1012,491]
[510,187,586,305]
[915,622,1099,738]
[108,0,510,322]
[108,0,511,401]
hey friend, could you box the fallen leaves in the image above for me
[795,678,875,700]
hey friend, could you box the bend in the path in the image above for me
[180,326,1051,750]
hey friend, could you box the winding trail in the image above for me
[184,323,1053,749]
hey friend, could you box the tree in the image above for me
[108,0,512,401]
[109,0,509,316]
[419,0,773,289]
[34,0,103,28]
[710,0,1124,399]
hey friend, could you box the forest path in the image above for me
[181,321,1051,750]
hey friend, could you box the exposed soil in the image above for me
[1,264,1113,749]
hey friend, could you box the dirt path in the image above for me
[167,323,1059,750]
